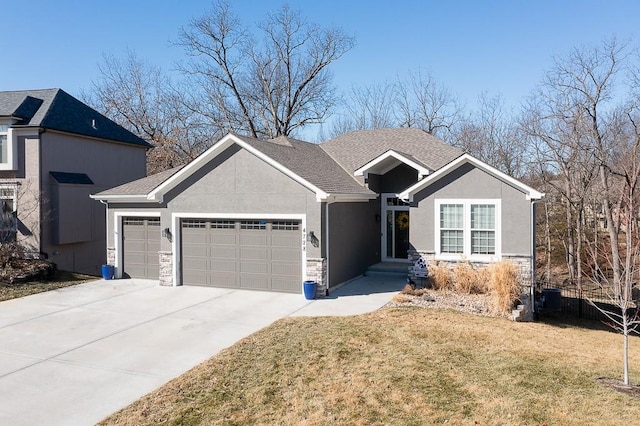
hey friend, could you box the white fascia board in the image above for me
[89,194,155,203]
[354,150,430,178]
[398,154,544,202]
[323,193,378,203]
[148,132,329,202]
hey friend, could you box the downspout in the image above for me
[325,201,330,293]
[531,199,543,319]
[99,199,109,265]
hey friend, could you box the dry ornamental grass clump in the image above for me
[414,260,520,314]
[488,260,520,313]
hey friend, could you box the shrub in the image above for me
[428,262,451,290]
[392,294,412,303]
[453,262,481,294]
[489,261,520,313]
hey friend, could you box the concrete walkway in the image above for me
[0,275,403,425]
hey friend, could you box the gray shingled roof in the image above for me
[236,134,374,195]
[320,128,463,175]
[95,166,183,197]
[0,89,151,147]
[95,129,464,199]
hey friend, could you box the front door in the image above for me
[382,194,410,261]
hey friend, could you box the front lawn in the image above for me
[0,270,96,302]
[100,307,640,425]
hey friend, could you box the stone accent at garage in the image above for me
[306,257,327,298]
[408,249,534,321]
[159,251,173,286]
[107,247,116,266]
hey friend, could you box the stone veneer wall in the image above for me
[306,257,327,298]
[158,251,173,286]
[408,250,534,321]
[106,247,116,266]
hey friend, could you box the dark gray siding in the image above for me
[328,199,380,286]
[367,164,419,194]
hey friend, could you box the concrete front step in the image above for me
[365,262,409,278]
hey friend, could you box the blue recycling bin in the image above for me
[303,280,317,300]
[101,264,115,280]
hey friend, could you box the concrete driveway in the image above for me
[0,275,403,425]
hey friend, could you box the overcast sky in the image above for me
[2,0,638,119]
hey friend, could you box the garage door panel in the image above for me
[211,259,236,272]
[240,275,269,290]
[211,272,239,288]
[240,247,268,260]
[272,248,299,262]
[240,261,268,274]
[272,262,299,276]
[183,257,209,270]
[271,234,299,247]
[181,219,301,292]
[211,234,237,245]
[123,217,160,279]
[183,269,209,286]
[211,246,236,258]
[182,244,208,257]
[182,231,209,244]
[272,278,300,293]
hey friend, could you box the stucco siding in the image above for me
[410,163,532,256]
[328,199,380,286]
[163,146,321,255]
[40,131,147,274]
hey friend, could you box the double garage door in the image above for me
[181,219,302,293]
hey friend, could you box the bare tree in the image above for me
[394,69,463,139]
[524,38,640,385]
[325,82,396,138]
[453,93,527,178]
[177,1,354,139]
[85,51,214,173]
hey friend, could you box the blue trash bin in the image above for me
[102,264,115,280]
[303,281,317,300]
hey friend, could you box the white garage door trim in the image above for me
[113,211,161,279]
[171,213,307,292]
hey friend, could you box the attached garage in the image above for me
[122,217,160,279]
[181,219,302,293]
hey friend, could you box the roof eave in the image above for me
[398,154,544,202]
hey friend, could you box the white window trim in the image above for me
[0,125,18,171]
[434,199,501,262]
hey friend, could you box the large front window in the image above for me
[436,200,500,259]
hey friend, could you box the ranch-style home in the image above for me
[91,128,542,298]
[0,89,150,275]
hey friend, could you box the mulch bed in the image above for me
[597,377,640,398]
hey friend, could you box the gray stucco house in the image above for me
[0,89,150,275]
[91,128,542,297]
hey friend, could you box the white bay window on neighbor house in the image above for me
[0,124,8,164]
[435,199,500,260]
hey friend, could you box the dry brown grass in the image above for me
[489,260,520,313]
[392,293,411,303]
[100,308,640,426]
[0,270,95,302]
[429,261,451,290]
[453,262,489,294]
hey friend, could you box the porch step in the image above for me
[365,262,410,278]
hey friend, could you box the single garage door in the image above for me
[181,219,301,292]
[123,217,160,279]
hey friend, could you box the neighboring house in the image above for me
[0,89,151,275]
[92,128,542,298]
